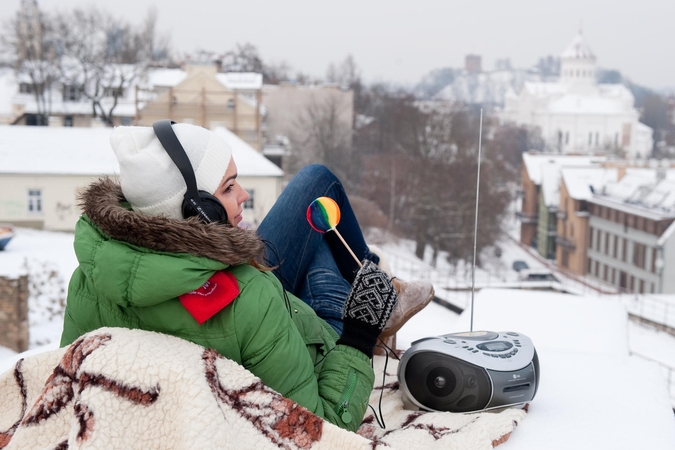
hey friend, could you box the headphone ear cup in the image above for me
[182,191,228,223]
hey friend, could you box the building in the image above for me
[4,62,265,152]
[262,83,353,171]
[585,168,675,293]
[137,65,264,151]
[519,153,605,253]
[503,32,653,159]
[0,125,282,231]
[555,166,618,274]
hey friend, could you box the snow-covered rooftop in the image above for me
[0,126,119,175]
[522,153,605,185]
[548,94,630,115]
[540,163,562,207]
[3,225,675,449]
[0,125,283,178]
[561,166,618,200]
[212,126,283,177]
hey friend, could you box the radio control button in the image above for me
[444,340,456,344]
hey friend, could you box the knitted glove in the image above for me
[336,260,398,358]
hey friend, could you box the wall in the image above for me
[262,84,353,145]
[519,164,538,247]
[0,174,102,231]
[0,275,29,352]
[139,66,261,150]
[587,215,661,293]
[238,176,282,227]
[0,173,281,232]
[555,182,590,275]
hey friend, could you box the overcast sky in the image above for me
[4,0,674,90]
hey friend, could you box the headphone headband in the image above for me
[152,120,213,223]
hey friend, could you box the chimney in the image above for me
[465,54,482,74]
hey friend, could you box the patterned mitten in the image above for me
[336,260,398,357]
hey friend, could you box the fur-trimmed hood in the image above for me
[79,177,265,267]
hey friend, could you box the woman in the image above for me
[60,123,433,432]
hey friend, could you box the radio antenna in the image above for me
[470,109,483,332]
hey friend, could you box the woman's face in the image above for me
[213,158,249,227]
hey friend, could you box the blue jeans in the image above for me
[257,164,378,335]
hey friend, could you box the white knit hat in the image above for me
[110,123,233,219]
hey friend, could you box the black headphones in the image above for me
[152,120,228,224]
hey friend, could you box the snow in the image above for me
[540,163,561,207]
[215,72,263,91]
[0,125,282,178]
[561,167,618,200]
[0,126,119,175]
[522,153,605,185]
[1,223,675,448]
[212,127,283,177]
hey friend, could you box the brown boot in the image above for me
[380,279,434,338]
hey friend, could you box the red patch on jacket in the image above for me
[179,271,240,325]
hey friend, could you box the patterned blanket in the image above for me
[0,328,526,449]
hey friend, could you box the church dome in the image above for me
[561,32,596,61]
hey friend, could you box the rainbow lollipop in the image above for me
[307,197,362,267]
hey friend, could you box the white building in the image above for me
[0,125,282,231]
[503,32,653,159]
[586,168,675,293]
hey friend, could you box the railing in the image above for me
[556,210,568,220]
[515,212,538,224]
[556,235,576,249]
[630,352,675,408]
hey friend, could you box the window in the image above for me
[604,232,609,255]
[565,132,569,145]
[612,268,616,284]
[103,86,124,98]
[622,238,627,262]
[589,227,594,248]
[639,279,645,294]
[227,98,235,110]
[588,132,593,145]
[613,236,618,258]
[633,243,646,269]
[28,189,42,213]
[63,85,80,101]
[603,265,608,281]
[243,189,254,210]
[64,115,73,127]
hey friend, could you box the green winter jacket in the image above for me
[60,178,375,432]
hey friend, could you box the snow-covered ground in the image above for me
[1,225,675,448]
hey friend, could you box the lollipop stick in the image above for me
[331,227,363,268]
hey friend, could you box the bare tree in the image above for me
[221,42,264,73]
[1,6,60,124]
[53,6,167,126]
[290,91,356,183]
[356,86,512,266]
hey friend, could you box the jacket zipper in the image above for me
[336,369,357,424]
